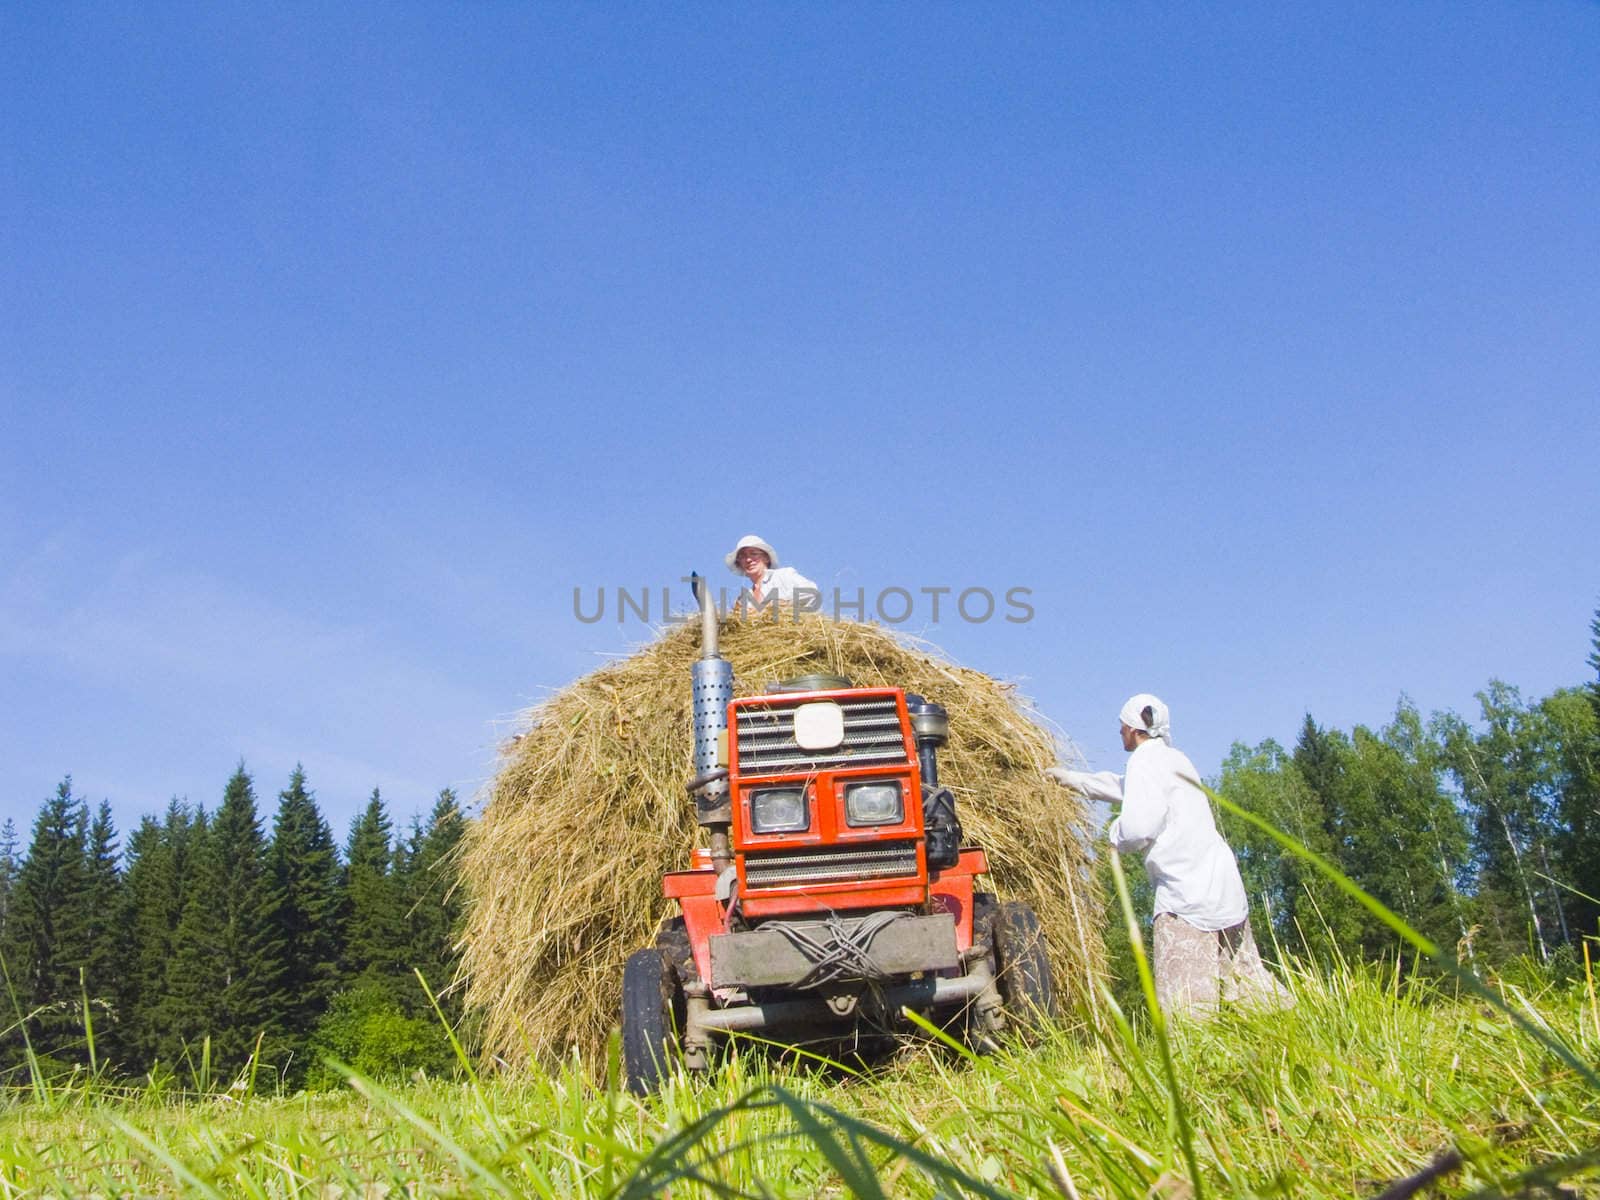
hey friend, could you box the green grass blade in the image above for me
[415,967,480,1087]
[602,1027,621,1198]
[1107,848,1205,1200]
[898,1004,983,1062]
[1457,1144,1600,1199]
[330,1058,513,1194]
[0,953,49,1106]
[764,1085,1023,1199]
[106,1117,227,1199]
[78,968,97,1080]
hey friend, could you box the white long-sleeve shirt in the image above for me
[1062,740,1247,931]
[748,566,819,605]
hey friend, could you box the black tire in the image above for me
[621,947,677,1095]
[988,899,1058,1031]
[654,919,694,985]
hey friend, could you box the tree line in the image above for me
[1095,610,1600,1008]
[4,607,1597,1091]
[0,765,464,1090]
[1208,608,1600,972]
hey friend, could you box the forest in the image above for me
[0,769,465,1089]
[2,606,1597,1092]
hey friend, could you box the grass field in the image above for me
[3,955,1596,1199]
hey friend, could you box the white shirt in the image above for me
[1064,740,1247,931]
[747,565,819,605]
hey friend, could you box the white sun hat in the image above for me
[725,534,780,573]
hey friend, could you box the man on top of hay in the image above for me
[726,533,820,609]
[1047,693,1288,1017]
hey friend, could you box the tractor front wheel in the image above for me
[621,947,679,1095]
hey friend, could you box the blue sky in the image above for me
[4,4,1597,841]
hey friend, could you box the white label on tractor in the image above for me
[793,701,845,750]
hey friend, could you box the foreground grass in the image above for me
[2,960,1597,1198]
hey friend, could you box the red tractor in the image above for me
[620,579,1056,1094]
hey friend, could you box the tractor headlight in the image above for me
[749,787,808,834]
[844,781,903,826]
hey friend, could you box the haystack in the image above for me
[458,613,1105,1069]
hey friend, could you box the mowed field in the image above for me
[2,960,1596,1199]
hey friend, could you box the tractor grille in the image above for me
[734,695,909,775]
[744,840,920,889]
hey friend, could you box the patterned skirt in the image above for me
[1151,912,1293,1017]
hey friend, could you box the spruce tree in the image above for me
[123,800,202,1070]
[165,767,286,1081]
[1288,716,1367,952]
[0,817,18,940]
[403,789,466,1017]
[267,766,342,1078]
[341,789,405,987]
[1574,603,1600,940]
[1292,715,1346,833]
[120,812,168,1070]
[0,779,92,1065]
[1589,602,1600,722]
[0,817,18,1076]
[154,804,212,1068]
[81,800,124,1064]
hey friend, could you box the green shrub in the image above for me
[304,979,456,1090]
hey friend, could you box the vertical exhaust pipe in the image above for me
[688,574,734,870]
[699,571,721,659]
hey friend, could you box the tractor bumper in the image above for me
[709,912,959,989]
[686,954,1001,1040]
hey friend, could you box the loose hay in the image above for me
[459,614,1105,1070]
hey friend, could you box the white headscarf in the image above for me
[1119,693,1172,744]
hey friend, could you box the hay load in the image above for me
[459,613,1105,1069]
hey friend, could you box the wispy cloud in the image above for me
[1,536,505,829]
